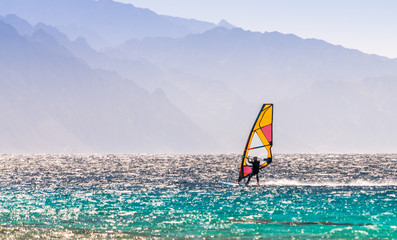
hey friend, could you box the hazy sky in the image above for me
[116,0,397,59]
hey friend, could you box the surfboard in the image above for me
[220,181,242,186]
[220,181,263,186]
[220,180,267,186]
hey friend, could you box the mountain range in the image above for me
[0,0,224,48]
[0,18,216,153]
[0,0,396,153]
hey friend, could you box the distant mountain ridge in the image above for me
[0,0,217,48]
[217,19,236,29]
[114,27,397,102]
[0,19,216,153]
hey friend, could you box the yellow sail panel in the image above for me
[238,104,273,182]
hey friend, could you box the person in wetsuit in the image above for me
[246,156,260,185]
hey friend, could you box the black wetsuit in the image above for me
[246,160,260,184]
[252,160,260,174]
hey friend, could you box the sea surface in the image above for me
[0,154,396,239]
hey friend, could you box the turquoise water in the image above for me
[0,154,396,239]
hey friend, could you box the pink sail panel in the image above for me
[243,166,252,176]
[261,124,272,142]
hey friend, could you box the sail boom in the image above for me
[246,145,266,150]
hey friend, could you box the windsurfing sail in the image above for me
[238,104,273,183]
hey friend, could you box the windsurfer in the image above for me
[246,156,260,185]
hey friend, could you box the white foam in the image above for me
[259,179,397,187]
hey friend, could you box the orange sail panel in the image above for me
[238,104,273,182]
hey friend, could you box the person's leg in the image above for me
[246,174,253,184]
[256,174,259,185]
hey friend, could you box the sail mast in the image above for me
[238,104,266,182]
